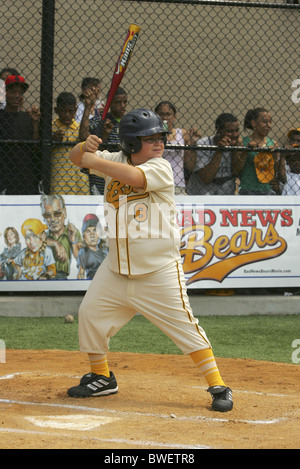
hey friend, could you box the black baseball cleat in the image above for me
[207,386,233,412]
[67,371,118,398]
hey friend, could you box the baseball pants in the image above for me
[78,257,211,355]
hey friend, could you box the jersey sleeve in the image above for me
[89,150,123,179]
[137,158,174,193]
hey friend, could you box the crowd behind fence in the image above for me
[0,0,299,196]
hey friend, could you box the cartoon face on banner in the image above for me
[0,195,299,291]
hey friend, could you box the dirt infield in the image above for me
[0,349,299,449]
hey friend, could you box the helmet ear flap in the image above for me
[122,136,142,154]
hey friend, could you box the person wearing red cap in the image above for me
[0,75,41,195]
[0,68,19,110]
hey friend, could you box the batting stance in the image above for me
[68,109,233,412]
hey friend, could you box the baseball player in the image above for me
[68,109,233,412]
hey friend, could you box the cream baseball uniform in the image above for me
[78,150,210,355]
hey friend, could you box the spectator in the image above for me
[0,68,20,110]
[278,128,300,195]
[233,108,279,195]
[77,214,108,280]
[155,101,201,194]
[40,194,81,279]
[82,86,128,143]
[75,77,104,125]
[187,113,242,195]
[0,75,40,195]
[51,92,89,194]
[0,67,20,81]
[0,227,21,280]
[80,87,128,194]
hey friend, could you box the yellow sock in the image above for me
[88,353,110,378]
[189,348,226,388]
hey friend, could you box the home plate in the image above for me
[25,414,120,431]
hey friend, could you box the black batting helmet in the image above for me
[119,108,168,154]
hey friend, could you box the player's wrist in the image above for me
[80,141,86,154]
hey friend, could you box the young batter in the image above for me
[68,109,233,412]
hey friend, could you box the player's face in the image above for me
[83,226,99,247]
[133,133,165,163]
[42,200,66,234]
[24,230,43,253]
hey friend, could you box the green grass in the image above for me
[0,315,299,364]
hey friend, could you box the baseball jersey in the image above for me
[90,150,181,276]
[14,246,56,280]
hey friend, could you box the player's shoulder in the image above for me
[144,156,172,168]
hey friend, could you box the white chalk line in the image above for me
[0,371,298,426]
[192,385,300,399]
[1,371,299,399]
[0,427,210,449]
[0,398,290,426]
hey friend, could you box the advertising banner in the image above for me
[0,195,299,291]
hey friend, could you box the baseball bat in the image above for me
[94,23,141,137]
[86,23,141,194]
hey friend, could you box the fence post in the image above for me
[40,0,56,194]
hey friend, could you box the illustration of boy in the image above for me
[77,214,108,280]
[13,219,56,280]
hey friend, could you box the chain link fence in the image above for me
[0,0,299,195]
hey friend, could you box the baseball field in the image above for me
[0,315,299,450]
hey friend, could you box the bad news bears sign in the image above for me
[0,195,299,291]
